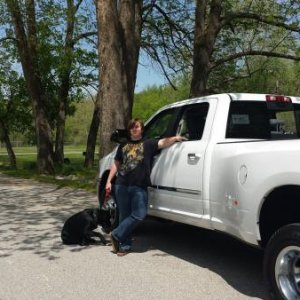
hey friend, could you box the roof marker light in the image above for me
[266,95,292,103]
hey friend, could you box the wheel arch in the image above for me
[259,185,300,247]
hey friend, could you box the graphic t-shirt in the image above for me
[114,138,159,189]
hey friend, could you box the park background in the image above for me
[0,0,300,190]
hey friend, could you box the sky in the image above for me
[135,61,166,93]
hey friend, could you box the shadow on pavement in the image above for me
[0,174,101,261]
[133,218,268,299]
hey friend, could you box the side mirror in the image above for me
[110,129,129,144]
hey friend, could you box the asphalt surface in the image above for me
[0,173,268,300]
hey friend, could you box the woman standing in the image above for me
[105,118,186,256]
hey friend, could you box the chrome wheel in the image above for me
[275,246,300,299]
[104,196,118,226]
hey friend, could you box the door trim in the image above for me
[151,185,201,196]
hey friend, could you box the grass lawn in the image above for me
[0,145,100,193]
[0,145,86,155]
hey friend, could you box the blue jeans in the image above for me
[112,185,148,251]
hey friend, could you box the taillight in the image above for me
[266,95,292,103]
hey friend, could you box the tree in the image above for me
[54,0,98,165]
[191,0,300,96]
[141,1,194,89]
[0,119,16,168]
[0,54,32,169]
[140,1,300,97]
[5,0,55,174]
[84,92,100,168]
[96,0,143,158]
[228,58,299,95]
[2,0,98,172]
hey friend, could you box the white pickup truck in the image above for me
[98,93,300,299]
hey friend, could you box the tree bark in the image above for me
[190,0,222,97]
[0,119,17,169]
[5,0,54,174]
[84,97,100,168]
[54,98,67,166]
[96,0,143,158]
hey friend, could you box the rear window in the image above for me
[226,101,300,139]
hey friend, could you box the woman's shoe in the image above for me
[117,249,131,257]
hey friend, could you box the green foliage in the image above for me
[228,58,300,96]
[207,0,299,94]
[142,0,300,95]
[65,99,97,145]
[0,53,33,138]
[0,0,98,131]
[133,76,190,121]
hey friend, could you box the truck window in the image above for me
[226,101,300,139]
[176,103,209,140]
[143,108,176,139]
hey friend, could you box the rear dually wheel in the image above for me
[264,224,300,300]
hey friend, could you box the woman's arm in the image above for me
[158,136,187,149]
[105,161,120,191]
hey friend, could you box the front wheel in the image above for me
[264,223,300,300]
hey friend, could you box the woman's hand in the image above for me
[158,135,188,149]
[175,135,188,142]
[105,181,112,192]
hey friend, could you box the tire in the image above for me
[264,223,300,300]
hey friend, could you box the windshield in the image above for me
[226,101,300,139]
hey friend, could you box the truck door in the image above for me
[150,101,214,218]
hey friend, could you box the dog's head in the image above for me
[97,209,112,232]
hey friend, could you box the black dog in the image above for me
[61,208,111,246]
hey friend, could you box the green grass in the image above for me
[0,145,86,155]
[0,145,100,193]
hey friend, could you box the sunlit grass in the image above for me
[0,145,86,154]
[0,145,100,193]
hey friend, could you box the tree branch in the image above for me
[142,45,177,90]
[211,50,300,70]
[223,12,300,33]
[74,0,84,13]
[81,85,97,101]
[215,68,263,89]
[0,36,17,43]
[141,0,156,19]
[148,3,191,36]
[72,31,97,45]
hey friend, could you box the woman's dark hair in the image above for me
[127,118,144,132]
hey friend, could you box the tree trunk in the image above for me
[190,0,222,97]
[55,70,71,165]
[96,0,143,158]
[5,0,54,174]
[54,99,66,165]
[0,119,17,169]
[84,98,100,168]
[54,0,77,166]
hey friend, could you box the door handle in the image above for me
[188,153,201,160]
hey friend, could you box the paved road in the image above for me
[0,174,268,300]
